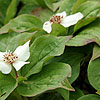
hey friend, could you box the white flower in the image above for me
[43,11,84,33]
[0,41,30,74]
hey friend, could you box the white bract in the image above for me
[0,41,30,74]
[43,11,84,33]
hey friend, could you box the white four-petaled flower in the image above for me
[43,11,84,33]
[0,41,30,74]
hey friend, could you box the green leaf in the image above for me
[4,0,17,24]
[37,9,54,23]
[56,88,69,100]
[29,29,47,42]
[70,88,84,100]
[21,0,39,5]
[0,32,18,45]
[17,76,27,84]
[72,1,100,18]
[7,32,35,51]
[2,30,46,52]
[88,44,100,91]
[72,0,88,13]
[72,0,100,33]
[17,62,74,96]
[91,44,100,60]
[43,0,61,12]
[0,32,19,51]
[57,0,77,15]
[88,56,100,90]
[0,14,43,34]
[18,4,38,15]
[7,90,23,100]
[51,23,67,36]
[52,0,63,12]
[21,35,71,77]
[0,72,17,100]
[44,0,53,10]
[78,94,100,100]
[66,18,100,46]
[35,91,64,100]
[0,0,11,24]
[19,0,40,15]
[96,89,100,95]
[46,46,89,83]
[36,0,47,8]
[74,17,97,33]
[0,42,6,52]
[66,34,96,46]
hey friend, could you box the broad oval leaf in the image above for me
[44,0,53,11]
[91,44,100,61]
[0,14,43,34]
[0,0,11,25]
[4,0,17,24]
[56,88,69,100]
[0,32,19,52]
[0,41,6,52]
[66,18,100,46]
[21,35,72,77]
[57,0,77,15]
[17,62,74,96]
[35,92,64,100]
[7,90,23,100]
[0,72,17,100]
[72,1,100,18]
[78,94,100,100]
[88,57,100,90]
[51,23,67,36]
[6,32,35,51]
[70,88,84,100]
[37,9,54,23]
[46,46,90,83]
[72,0,100,32]
[88,44,100,90]
[74,17,97,33]
[72,0,88,13]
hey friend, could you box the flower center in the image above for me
[3,51,18,64]
[50,15,63,24]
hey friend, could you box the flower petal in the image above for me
[14,41,30,62]
[56,11,67,18]
[43,21,52,33]
[61,12,84,27]
[0,52,4,61]
[0,62,12,74]
[13,61,30,71]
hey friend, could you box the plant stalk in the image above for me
[14,67,18,79]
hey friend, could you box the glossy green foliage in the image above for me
[0,0,100,100]
[17,62,74,96]
[0,72,17,100]
[21,35,71,77]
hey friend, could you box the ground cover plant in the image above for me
[0,0,100,100]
